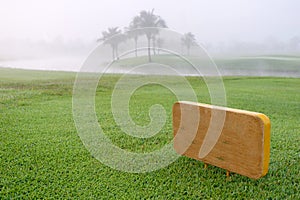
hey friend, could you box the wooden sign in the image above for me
[173,101,271,179]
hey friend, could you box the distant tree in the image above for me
[98,27,125,60]
[134,9,167,62]
[126,16,143,57]
[181,32,197,55]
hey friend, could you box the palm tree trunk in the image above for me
[187,46,190,56]
[152,38,156,56]
[116,45,119,60]
[112,46,115,60]
[147,36,152,62]
[134,38,138,57]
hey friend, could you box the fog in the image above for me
[0,0,299,74]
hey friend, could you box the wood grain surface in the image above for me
[173,101,271,179]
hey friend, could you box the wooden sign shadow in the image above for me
[173,101,271,179]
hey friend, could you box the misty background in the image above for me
[0,0,299,72]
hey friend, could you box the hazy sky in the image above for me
[1,0,300,43]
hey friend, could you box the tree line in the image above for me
[98,9,197,62]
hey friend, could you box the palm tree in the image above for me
[134,9,167,62]
[181,32,197,55]
[97,27,125,60]
[126,16,142,57]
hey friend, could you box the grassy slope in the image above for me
[0,68,299,199]
[114,54,300,74]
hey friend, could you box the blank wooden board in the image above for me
[173,101,271,179]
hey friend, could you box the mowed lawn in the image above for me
[0,68,299,199]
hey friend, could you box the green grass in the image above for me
[0,68,299,199]
[112,54,300,76]
[216,57,300,70]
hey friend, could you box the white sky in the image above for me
[0,0,300,43]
